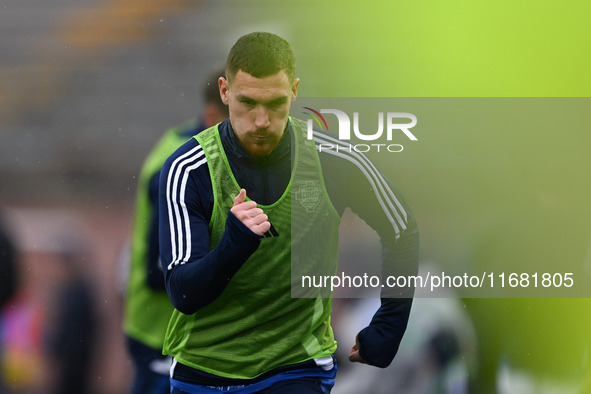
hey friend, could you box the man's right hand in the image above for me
[230,189,271,236]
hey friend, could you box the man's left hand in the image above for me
[348,335,367,364]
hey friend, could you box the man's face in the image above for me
[219,70,299,157]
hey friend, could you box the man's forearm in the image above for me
[164,212,261,314]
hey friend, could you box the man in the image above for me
[123,70,228,394]
[159,32,419,393]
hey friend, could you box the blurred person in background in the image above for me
[44,234,98,394]
[332,264,476,394]
[123,69,228,394]
[0,211,18,316]
[158,32,419,393]
[0,209,19,392]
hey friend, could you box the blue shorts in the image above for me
[170,364,336,393]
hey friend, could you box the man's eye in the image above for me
[268,101,284,110]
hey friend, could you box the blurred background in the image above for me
[1,0,590,393]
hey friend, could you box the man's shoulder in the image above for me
[162,137,209,176]
[164,120,230,172]
[312,130,368,171]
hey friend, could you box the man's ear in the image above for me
[291,78,300,99]
[219,76,229,105]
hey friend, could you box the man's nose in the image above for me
[253,106,271,128]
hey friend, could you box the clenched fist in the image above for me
[230,189,271,236]
[348,335,367,364]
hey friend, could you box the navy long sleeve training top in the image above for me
[159,118,419,369]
